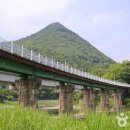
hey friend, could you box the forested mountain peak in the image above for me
[16,22,115,71]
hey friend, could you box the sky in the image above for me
[0,0,130,62]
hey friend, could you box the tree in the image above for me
[0,88,18,103]
[90,67,106,77]
[103,63,125,81]
[121,60,130,84]
[124,98,130,108]
[0,89,6,103]
[73,92,83,104]
[38,87,58,100]
[6,95,14,101]
[102,61,130,106]
[103,61,130,83]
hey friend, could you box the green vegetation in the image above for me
[38,87,58,100]
[124,98,130,109]
[0,88,17,103]
[0,106,130,130]
[1,22,129,129]
[38,100,59,107]
[103,63,126,81]
[102,60,130,83]
[16,22,115,71]
[73,92,83,104]
[95,61,130,107]
[90,67,106,76]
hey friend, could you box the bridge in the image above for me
[0,71,83,92]
[0,41,129,113]
[0,71,60,87]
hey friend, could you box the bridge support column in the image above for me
[59,83,74,114]
[15,78,41,108]
[118,92,122,110]
[113,91,122,111]
[82,87,95,111]
[113,92,118,111]
[100,89,109,111]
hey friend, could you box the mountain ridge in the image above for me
[16,22,115,71]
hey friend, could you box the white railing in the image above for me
[0,41,130,88]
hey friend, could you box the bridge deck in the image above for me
[0,42,129,90]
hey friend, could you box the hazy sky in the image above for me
[0,0,130,62]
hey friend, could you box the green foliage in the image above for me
[38,88,58,100]
[103,63,125,81]
[124,98,130,108]
[0,89,6,103]
[102,61,130,83]
[0,88,18,103]
[16,22,115,71]
[73,92,83,104]
[121,60,130,84]
[90,67,106,76]
[6,95,14,101]
[102,61,130,105]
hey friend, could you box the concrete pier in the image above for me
[59,83,74,114]
[113,91,122,111]
[82,87,95,111]
[15,78,41,108]
[100,89,109,111]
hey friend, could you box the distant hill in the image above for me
[15,22,115,71]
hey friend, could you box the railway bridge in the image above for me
[0,41,129,113]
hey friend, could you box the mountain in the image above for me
[15,22,115,71]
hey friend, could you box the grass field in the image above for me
[38,100,59,107]
[0,104,130,130]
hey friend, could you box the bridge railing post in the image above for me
[38,53,40,63]
[56,61,59,69]
[75,68,76,75]
[11,41,13,53]
[61,63,64,71]
[45,56,47,65]
[31,50,33,60]
[0,41,1,49]
[51,59,54,67]
[21,46,23,57]
[70,66,72,73]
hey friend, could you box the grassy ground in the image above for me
[0,101,129,130]
[0,105,130,130]
[0,101,18,107]
[0,100,59,107]
[38,100,59,107]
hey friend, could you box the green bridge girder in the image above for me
[0,58,124,91]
